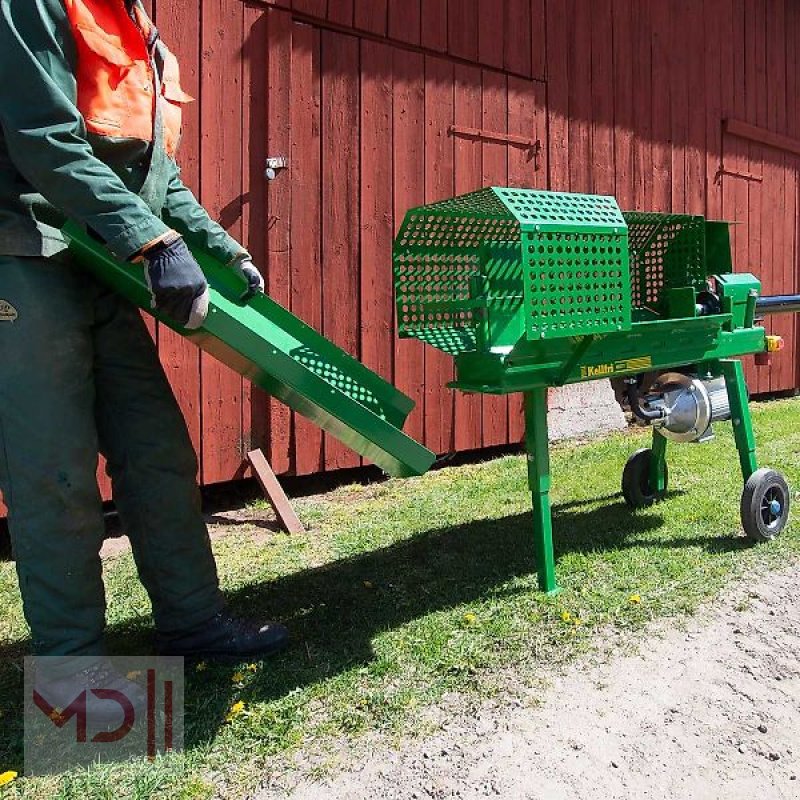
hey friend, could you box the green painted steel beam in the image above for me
[63,223,435,479]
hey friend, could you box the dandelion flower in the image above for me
[560,610,572,623]
[629,594,642,604]
[231,671,245,684]
[463,613,477,625]
[195,661,208,672]
[225,701,246,723]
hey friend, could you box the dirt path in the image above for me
[270,566,800,800]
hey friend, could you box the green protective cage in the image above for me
[394,188,632,356]
[623,211,720,314]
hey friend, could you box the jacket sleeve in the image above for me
[161,159,247,265]
[0,0,170,259]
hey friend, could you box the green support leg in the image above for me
[650,429,668,494]
[720,359,758,482]
[524,389,559,595]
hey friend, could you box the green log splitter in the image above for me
[393,188,799,594]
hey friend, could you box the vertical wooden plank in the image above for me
[291,23,324,475]
[421,0,448,52]
[355,0,388,35]
[650,1,671,212]
[321,31,361,470]
[481,69,509,447]
[504,0,532,77]
[590,0,614,196]
[722,0,756,386]
[788,3,800,390]
[546,0,570,191]
[266,7,293,473]
[478,0,504,68]
[327,0,354,27]
[453,63,483,452]
[157,0,205,460]
[669,0,688,212]
[241,4,272,466]
[424,55,456,454]
[360,40,395,411]
[448,0,478,61]
[767,0,791,391]
[684,0,705,216]
[392,49,426,443]
[631,0,653,210]
[507,76,547,443]
[612,0,634,209]
[200,0,245,484]
[748,0,767,393]
[568,0,591,193]
[667,0,696,212]
[531,0,546,80]
[704,0,724,220]
[388,0,421,45]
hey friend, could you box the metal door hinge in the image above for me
[448,125,543,170]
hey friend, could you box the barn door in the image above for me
[722,136,799,394]
[259,8,548,476]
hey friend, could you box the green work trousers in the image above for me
[0,253,224,656]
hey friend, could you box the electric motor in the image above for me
[645,373,732,443]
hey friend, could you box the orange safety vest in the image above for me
[62,0,193,158]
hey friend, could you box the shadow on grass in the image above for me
[0,492,749,768]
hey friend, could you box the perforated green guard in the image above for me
[624,212,708,311]
[394,189,519,355]
[394,188,632,353]
[500,190,631,340]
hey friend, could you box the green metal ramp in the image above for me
[64,224,435,479]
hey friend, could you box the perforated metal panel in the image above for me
[496,188,625,229]
[393,188,632,354]
[394,188,519,356]
[522,229,630,339]
[511,190,630,340]
[624,212,708,311]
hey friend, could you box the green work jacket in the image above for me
[0,0,242,263]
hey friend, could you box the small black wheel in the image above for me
[741,468,791,542]
[622,448,668,509]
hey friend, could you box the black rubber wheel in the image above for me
[622,448,668,509]
[741,468,791,542]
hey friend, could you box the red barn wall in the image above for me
[145,0,800,486]
[4,0,797,518]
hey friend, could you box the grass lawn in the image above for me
[0,397,799,799]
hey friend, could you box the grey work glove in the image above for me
[141,235,209,330]
[231,255,265,299]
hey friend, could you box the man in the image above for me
[0,0,288,664]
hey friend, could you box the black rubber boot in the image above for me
[157,610,289,660]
